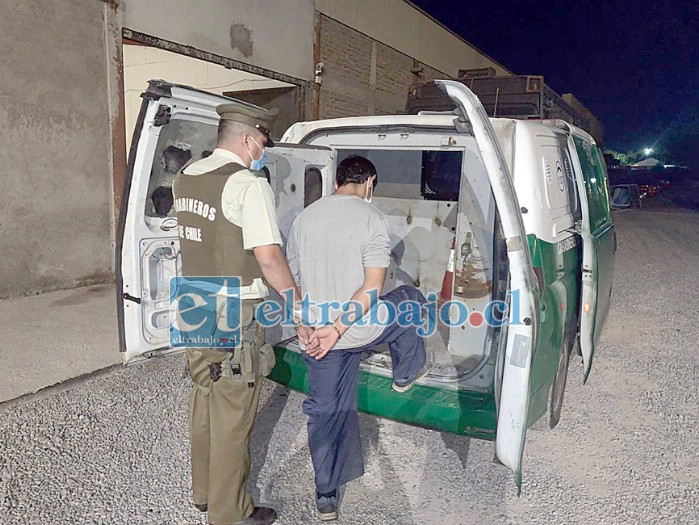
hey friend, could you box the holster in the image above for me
[211,319,276,386]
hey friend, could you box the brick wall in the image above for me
[317,15,452,119]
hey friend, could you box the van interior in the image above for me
[284,129,510,393]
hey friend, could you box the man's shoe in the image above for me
[234,506,277,525]
[316,489,338,521]
[194,503,207,513]
[392,365,431,393]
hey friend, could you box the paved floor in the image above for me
[0,209,697,524]
[0,284,120,403]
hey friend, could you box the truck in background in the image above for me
[407,71,604,145]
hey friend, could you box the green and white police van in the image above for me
[117,79,615,491]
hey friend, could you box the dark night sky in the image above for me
[410,0,698,163]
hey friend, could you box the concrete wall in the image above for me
[120,0,315,82]
[317,15,449,119]
[123,44,293,151]
[316,0,512,78]
[0,0,114,298]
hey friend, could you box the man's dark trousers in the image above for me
[302,285,427,493]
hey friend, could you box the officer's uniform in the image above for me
[172,104,279,525]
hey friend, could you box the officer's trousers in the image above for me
[303,285,428,493]
[187,303,262,525]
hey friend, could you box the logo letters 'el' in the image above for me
[174,292,207,332]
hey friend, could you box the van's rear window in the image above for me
[336,149,463,201]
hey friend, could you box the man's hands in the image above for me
[299,267,385,360]
[295,325,317,348]
[295,323,339,360]
[304,325,341,360]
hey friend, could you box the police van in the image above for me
[117,79,615,491]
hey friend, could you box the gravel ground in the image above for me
[0,208,697,524]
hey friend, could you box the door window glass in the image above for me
[421,151,463,201]
[304,167,323,208]
[146,117,218,218]
[561,148,582,222]
[573,136,611,232]
[594,145,612,219]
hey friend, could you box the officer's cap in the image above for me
[216,103,278,147]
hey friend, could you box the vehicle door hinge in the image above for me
[123,293,142,305]
[154,105,171,126]
[452,116,472,134]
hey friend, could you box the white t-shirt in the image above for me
[179,148,282,299]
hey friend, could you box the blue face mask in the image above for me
[251,152,267,171]
[247,137,267,171]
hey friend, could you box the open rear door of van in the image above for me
[117,81,248,364]
[569,135,616,382]
[435,80,539,492]
[117,80,336,364]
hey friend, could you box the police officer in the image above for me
[173,103,312,525]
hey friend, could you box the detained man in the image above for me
[286,155,428,521]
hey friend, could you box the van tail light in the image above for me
[584,303,591,313]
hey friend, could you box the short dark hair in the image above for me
[217,119,260,145]
[336,155,377,187]
[217,119,236,144]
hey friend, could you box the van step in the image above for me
[269,345,497,439]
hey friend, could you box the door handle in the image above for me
[160,218,178,232]
[123,293,142,305]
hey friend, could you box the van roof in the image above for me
[282,114,596,146]
[282,114,458,143]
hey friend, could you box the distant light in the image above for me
[644,147,653,155]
